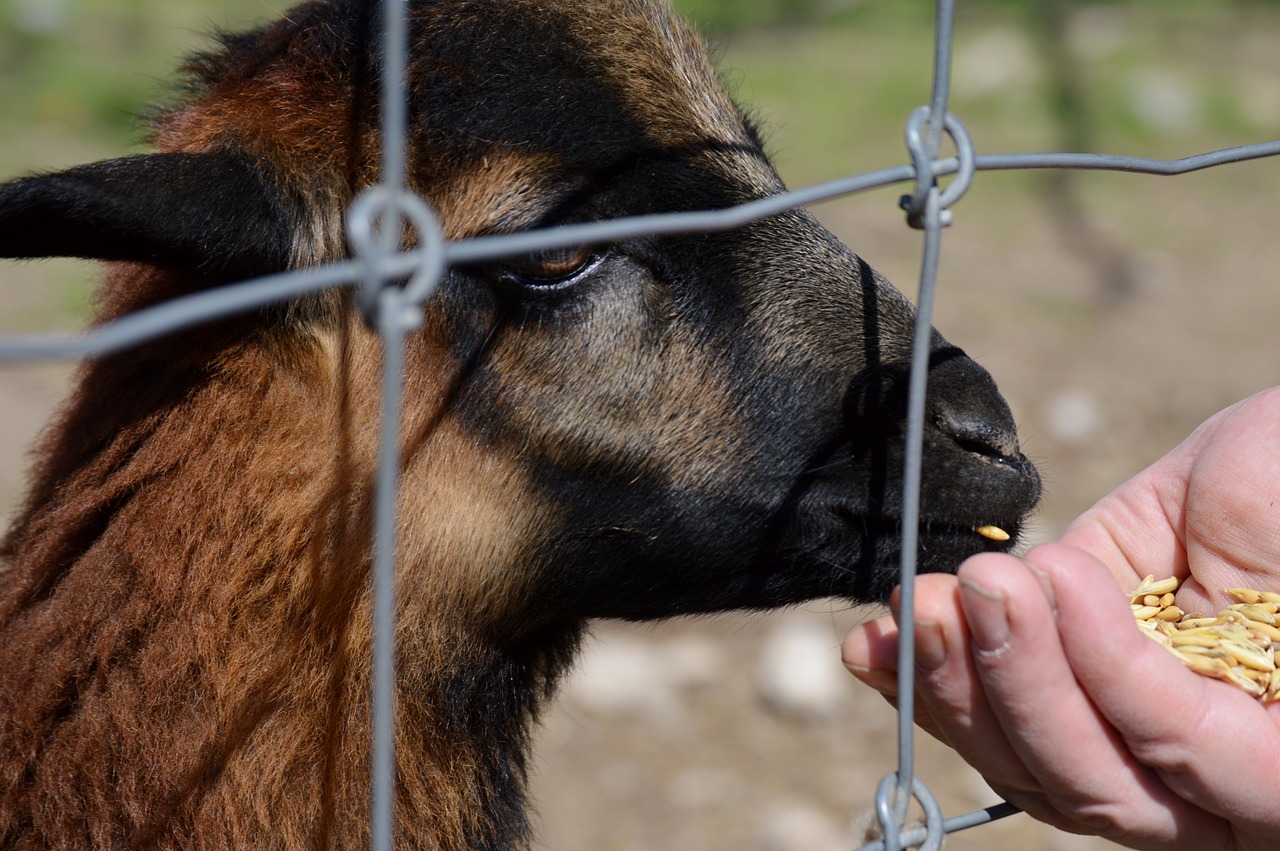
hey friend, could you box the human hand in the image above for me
[842,386,1280,850]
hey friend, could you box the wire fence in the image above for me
[2,0,1279,849]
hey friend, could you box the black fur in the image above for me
[0,152,291,285]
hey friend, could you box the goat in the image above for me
[0,0,1041,848]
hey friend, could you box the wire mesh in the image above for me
[1,0,1279,849]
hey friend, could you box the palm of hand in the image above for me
[1065,385,1280,616]
[842,386,1280,851]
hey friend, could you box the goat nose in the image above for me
[934,405,1020,460]
[925,348,1022,460]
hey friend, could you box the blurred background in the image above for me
[2,0,1279,848]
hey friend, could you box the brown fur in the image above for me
[0,1,1042,848]
[0,283,560,847]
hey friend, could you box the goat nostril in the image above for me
[923,347,1024,463]
[935,410,1021,462]
[954,436,1007,462]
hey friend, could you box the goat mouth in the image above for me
[922,514,1025,546]
[938,519,1023,552]
[754,509,1030,606]
[831,505,1025,552]
[904,521,1026,562]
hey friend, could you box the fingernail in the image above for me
[914,619,947,671]
[841,625,897,693]
[842,662,900,698]
[1021,557,1057,617]
[959,578,1011,658]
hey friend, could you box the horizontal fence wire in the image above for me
[1,142,1278,363]
[2,1,1280,849]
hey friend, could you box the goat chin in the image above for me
[0,0,1040,848]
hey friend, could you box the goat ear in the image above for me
[0,151,292,284]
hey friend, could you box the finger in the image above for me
[841,596,956,742]
[1038,541,1280,844]
[841,614,902,699]
[957,550,1230,846]
[896,570,1043,788]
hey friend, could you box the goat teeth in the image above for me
[975,524,1010,542]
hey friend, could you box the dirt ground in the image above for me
[3,10,1280,851]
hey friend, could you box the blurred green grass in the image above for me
[3,0,1276,176]
[1,0,1277,324]
[0,0,269,171]
[706,1,1280,185]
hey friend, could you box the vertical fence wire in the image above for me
[370,284,406,851]
[368,2,410,848]
[879,186,946,850]
[2,1,1280,850]
[876,2,977,848]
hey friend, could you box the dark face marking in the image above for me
[381,1,1040,616]
[217,0,1039,618]
[0,0,1040,629]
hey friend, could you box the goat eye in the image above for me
[501,244,598,290]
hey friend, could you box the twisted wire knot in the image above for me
[346,186,447,329]
[899,106,976,230]
[873,772,946,851]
